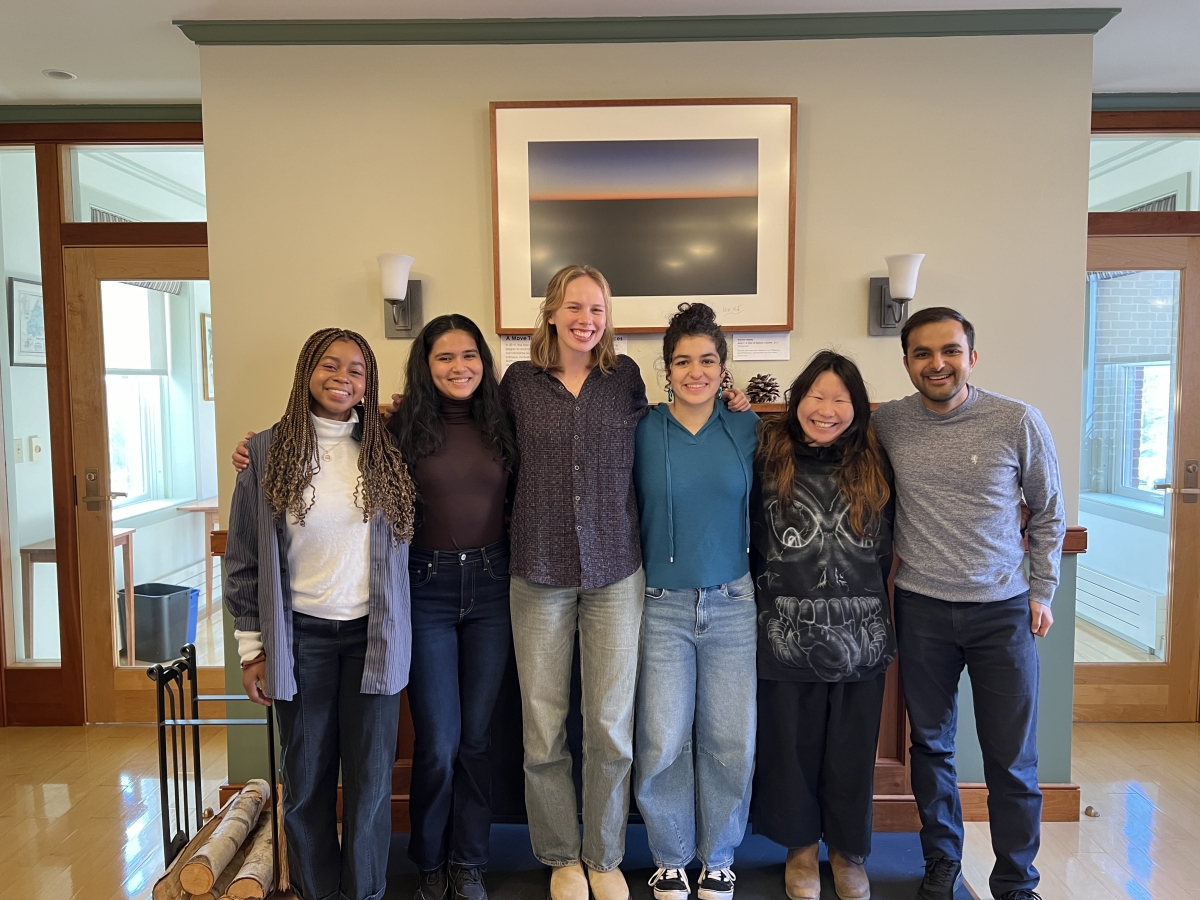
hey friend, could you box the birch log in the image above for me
[276,785,290,892]
[188,848,245,900]
[226,812,276,899]
[179,779,270,893]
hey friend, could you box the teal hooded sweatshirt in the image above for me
[633,402,759,590]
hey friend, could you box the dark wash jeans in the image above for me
[894,588,1042,898]
[406,539,512,871]
[274,613,402,900]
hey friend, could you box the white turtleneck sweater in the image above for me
[235,410,371,663]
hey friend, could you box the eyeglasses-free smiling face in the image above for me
[797,369,855,446]
[309,339,366,421]
[548,276,607,357]
[903,319,978,412]
[668,335,723,409]
[428,329,483,401]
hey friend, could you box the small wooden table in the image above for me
[21,527,135,661]
[177,498,219,617]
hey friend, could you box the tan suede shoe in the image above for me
[784,844,821,900]
[829,848,870,900]
[588,866,631,900]
[550,863,589,900]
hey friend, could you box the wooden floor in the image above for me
[0,725,228,900]
[1074,619,1159,664]
[1,721,1197,900]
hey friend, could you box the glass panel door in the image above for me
[64,246,219,722]
[0,147,63,667]
[1076,237,1200,722]
[1077,270,1178,663]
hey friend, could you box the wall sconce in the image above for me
[868,253,925,336]
[378,253,422,339]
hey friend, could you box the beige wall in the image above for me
[199,35,1093,520]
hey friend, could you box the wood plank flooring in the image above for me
[0,721,1197,899]
[962,722,1200,899]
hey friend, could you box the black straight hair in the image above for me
[388,314,516,470]
[901,306,975,355]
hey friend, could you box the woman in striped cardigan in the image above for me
[226,327,416,900]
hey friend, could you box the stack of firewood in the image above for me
[174,779,286,900]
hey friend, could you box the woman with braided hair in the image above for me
[225,327,417,900]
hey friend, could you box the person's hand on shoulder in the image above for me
[382,392,402,423]
[232,432,254,473]
[724,387,752,413]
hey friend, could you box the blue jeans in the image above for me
[406,540,512,871]
[895,588,1041,897]
[509,567,645,872]
[274,613,402,900]
[634,572,757,870]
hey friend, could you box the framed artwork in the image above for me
[200,312,215,400]
[7,277,46,366]
[491,98,797,333]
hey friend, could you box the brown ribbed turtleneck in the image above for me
[411,395,508,551]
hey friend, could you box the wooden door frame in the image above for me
[1083,110,1200,722]
[0,121,204,725]
[65,246,219,722]
[1076,236,1200,722]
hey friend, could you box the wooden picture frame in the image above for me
[7,277,46,367]
[491,98,797,334]
[199,312,214,400]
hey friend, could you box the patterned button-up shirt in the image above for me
[500,356,649,589]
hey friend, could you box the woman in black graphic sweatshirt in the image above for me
[749,350,896,900]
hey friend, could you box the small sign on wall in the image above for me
[732,333,790,361]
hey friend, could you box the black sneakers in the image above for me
[697,867,736,900]
[998,891,1042,900]
[451,865,488,900]
[914,858,963,900]
[648,867,690,900]
[417,868,449,900]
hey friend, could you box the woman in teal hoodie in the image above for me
[632,303,759,900]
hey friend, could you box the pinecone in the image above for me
[721,370,735,394]
[745,373,781,404]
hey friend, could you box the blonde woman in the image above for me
[499,265,747,900]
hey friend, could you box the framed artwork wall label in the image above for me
[200,312,215,400]
[491,98,797,333]
[7,277,46,366]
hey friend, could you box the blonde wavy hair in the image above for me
[529,265,619,374]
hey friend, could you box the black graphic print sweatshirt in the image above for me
[750,439,897,683]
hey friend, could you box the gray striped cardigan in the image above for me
[224,425,411,700]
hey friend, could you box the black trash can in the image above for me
[117,583,199,663]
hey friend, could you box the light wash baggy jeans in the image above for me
[509,567,645,872]
[633,571,758,870]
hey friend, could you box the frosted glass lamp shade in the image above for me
[885,254,924,301]
[378,253,415,300]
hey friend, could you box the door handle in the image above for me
[110,491,127,498]
[1153,484,1200,494]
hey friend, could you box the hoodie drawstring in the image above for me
[663,413,675,562]
[718,412,753,555]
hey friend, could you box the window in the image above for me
[68,145,206,222]
[101,282,170,506]
[1111,360,1173,501]
[1089,137,1200,212]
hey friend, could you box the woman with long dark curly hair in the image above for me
[387,314,517,900]
[750,350,896,900]
[225,327,416,900]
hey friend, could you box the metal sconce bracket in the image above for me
[384,279,422,339]
[868,277,909,337]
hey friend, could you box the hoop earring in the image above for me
[667,386,675,402]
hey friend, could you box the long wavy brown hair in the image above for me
[262,328,416,543]
[529,265,620,374]
[757,350,889,538]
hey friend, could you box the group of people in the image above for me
[225,263,1065,900]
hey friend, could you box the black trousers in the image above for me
[751,674,887,859]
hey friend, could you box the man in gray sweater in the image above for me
[872,307,1065,900]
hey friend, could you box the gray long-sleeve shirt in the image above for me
[871,385,1066,606]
